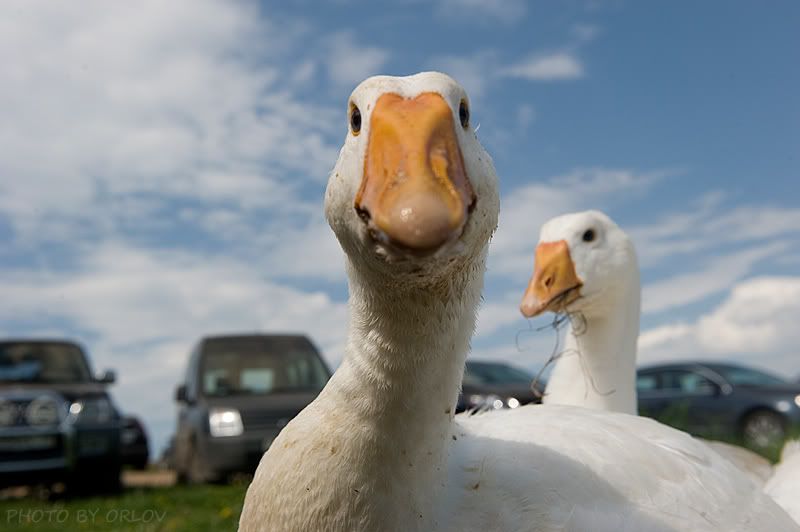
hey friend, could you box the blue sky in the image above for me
[1,0,798,457]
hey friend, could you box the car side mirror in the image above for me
[175,384,188,403]
[708,381,731,397]
[97,369,116,384]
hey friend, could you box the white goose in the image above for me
[518,210,774,486]
[766,441,800,522]
[239,73,796,531]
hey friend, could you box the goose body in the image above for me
[519,211,776,488]
[238,74,796,531]
[766,441,800,522]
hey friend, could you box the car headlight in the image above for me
[209,408,243,437]
[26,396,61,426]
[507,397,520,409]
[467,394,505,410]
[0,400,17,426]
[69,397,113,424]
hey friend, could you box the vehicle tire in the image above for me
[67,462,121,496]
[186,443,215,484]
[741,410,786,450]
[97,463,122,494]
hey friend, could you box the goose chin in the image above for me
[365,220,468,262]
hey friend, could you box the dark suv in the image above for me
[173,334,331,483]
[0,339,122,491]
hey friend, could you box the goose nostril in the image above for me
[355,205,371,224]
[544,275,554,289]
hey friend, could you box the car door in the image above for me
[636,371,669,419]
[174,345,200,471]
[650,369,724,436]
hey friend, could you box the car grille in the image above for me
[239,410,296,431]
[0,434,64,463]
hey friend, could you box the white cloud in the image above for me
[437,0,528,24]
[638,323,693,351]
[642,241,789,314]
[570,23,601,43]
[0,0,340,243]
[325,31,390,87]
[638,276,800,378]
[0,242,349,455]
[517,104,536,129]
[428,51,498,102]
[256,215,347,281]
[695,277,800,354]
[475,292,526,339]
[488,168,661,277]
[501,52,584,81]
[629,199,800,269]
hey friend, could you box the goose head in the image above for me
[325,72,499,284]
[519,210,638,319]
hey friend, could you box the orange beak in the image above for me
[520,240,583,318]
[354,92,476,253]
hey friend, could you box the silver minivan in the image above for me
[173,334,330,483]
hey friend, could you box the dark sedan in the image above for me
[637,361,800,451]
[456,360,542,413]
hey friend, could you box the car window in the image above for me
[0,342,93,383]
[464,362,533,385]
[660,370,716,394]
[636,374,658,392]
[715,366,787,387]
[200,342,329,396]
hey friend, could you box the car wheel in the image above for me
[742,410,785,450]
[67,462,121,496]
[187,443,215,484]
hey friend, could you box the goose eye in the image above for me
[459,99,469,128]
[350,105,361,135]
[582,229,596,243]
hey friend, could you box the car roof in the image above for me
[0,338,86,350]
[637,361,751,374]
[201,333,311,343]
[466,360,514,368]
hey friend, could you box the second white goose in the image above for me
[518,210,775,487]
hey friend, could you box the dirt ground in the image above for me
[122,468,176,488]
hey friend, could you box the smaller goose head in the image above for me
[520,210,638,319]
[325,72,499,283]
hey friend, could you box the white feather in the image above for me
[238,74,797,532]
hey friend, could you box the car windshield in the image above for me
[464,362,533,386]
[200,339,329,397]
[715,366,788,387]
[0,342,93,383]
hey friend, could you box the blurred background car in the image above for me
[0,339,122,493]
[120,415,149,470]
[173,333,331,483]
[637,361,800,452]
[456,360,543,413]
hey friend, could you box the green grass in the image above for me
[0,484,247,532]
[641,402,797,464]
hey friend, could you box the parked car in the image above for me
[456,360,542,413]
[173,334,331,483]
[0,339,122,492]
[637,361,800,450]
[120,416,149,470]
